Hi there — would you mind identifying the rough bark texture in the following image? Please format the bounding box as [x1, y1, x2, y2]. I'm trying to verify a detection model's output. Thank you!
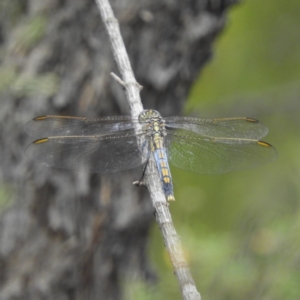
[0, 0, 239, 299]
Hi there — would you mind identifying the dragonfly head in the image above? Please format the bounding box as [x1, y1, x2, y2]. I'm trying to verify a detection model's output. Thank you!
[138, 109, 161, 122]
[139, 110, 167, 137]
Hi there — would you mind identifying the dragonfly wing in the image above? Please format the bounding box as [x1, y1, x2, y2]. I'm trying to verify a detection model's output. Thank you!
[165, 116, 269, 139]
[25, 133, 149, 173]
[165, 131, 277, 174]
[25, 115, 139, 138]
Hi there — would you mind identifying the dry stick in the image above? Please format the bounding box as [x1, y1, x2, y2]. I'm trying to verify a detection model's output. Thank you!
[95, 1, 201, 299]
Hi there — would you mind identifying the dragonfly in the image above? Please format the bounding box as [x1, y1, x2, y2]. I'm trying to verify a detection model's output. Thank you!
[25, 109, 277, 201]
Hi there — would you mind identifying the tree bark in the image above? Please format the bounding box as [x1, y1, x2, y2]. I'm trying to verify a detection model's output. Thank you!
[0, 0, 239, 299]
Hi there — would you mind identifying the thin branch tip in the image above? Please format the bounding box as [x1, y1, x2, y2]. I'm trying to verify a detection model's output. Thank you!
[111, 72, 143, 91]
[110, 72, 126, 86]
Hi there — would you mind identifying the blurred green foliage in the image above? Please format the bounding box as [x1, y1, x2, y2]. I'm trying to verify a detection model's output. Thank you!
[0, 67, 58, 97]
[0, 13, 58, 98]
[11, 16, 47, 55]
[11, 71, 58, 97]
[188, 0, 300, 111]
[0, 184, 14, 211]
[128, 1, 300, 300]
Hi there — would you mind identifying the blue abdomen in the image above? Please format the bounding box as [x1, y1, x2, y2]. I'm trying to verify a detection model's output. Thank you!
[153, 148, 175, 201]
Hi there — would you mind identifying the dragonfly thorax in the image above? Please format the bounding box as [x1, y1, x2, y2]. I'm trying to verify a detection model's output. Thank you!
[139, 109, 167, 137]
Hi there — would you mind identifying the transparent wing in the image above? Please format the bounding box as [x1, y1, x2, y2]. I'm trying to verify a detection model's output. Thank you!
[24, 115, 139, 138]
[165, 131, 277, 174]
[25, 132, 149, 173]
[165, 116, 268, 139]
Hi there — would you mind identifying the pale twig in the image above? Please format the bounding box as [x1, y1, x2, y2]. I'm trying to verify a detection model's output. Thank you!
[95, 1, 201, 299]
[110, 72, 126, 87]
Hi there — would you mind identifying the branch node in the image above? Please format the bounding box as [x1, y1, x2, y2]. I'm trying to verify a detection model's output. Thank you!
[137, 82, 143, 91]
[105, 16, 118, 24]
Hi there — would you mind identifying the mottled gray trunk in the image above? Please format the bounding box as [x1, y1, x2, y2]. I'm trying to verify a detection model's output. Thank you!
[0, 0, 238, 299]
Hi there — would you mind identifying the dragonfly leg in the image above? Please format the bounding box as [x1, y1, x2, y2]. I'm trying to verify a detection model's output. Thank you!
[132, 154, 150, 188]
[139, 158, 149, 184]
